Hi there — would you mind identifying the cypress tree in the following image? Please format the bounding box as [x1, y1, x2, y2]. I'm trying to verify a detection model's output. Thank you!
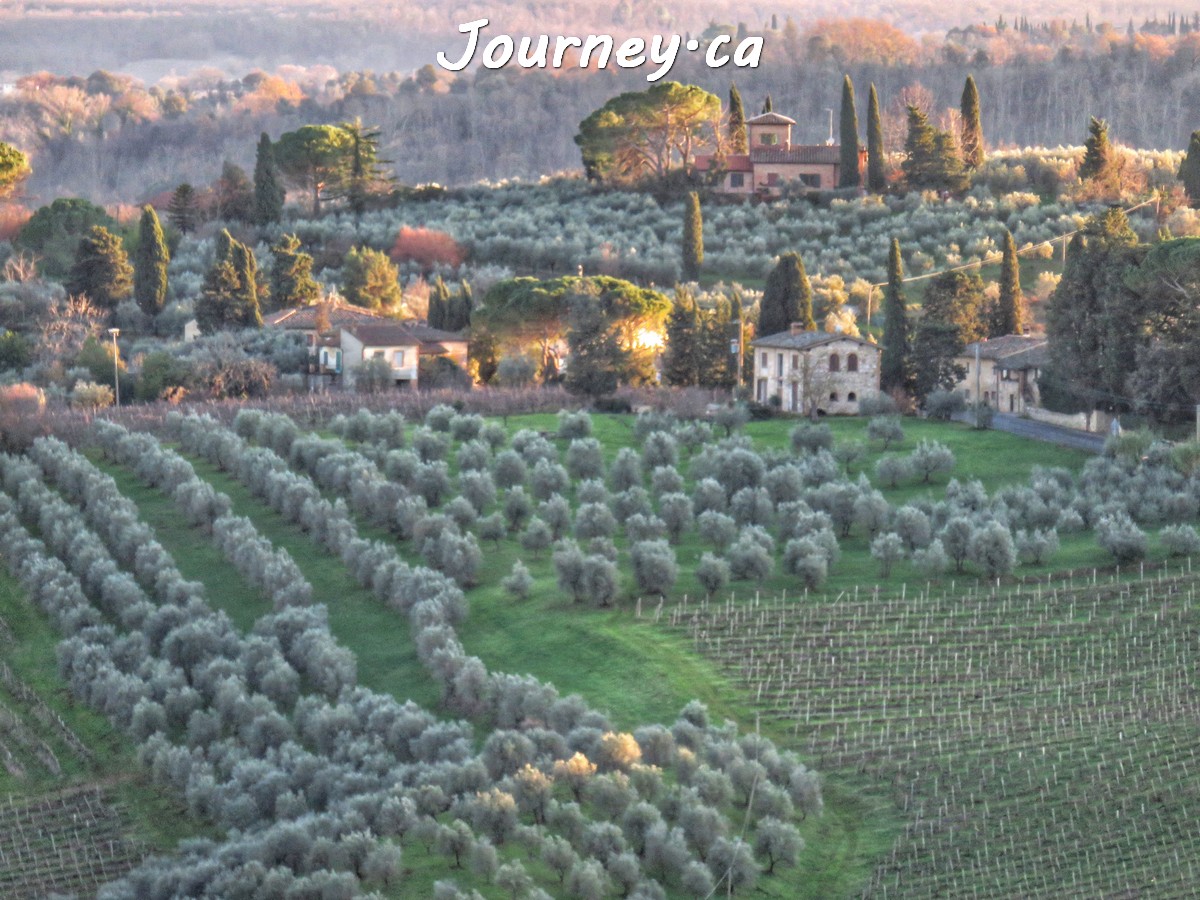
[960, 76, 985, 169]
[663, 287, 701, 386]
[866, 83, 886, 193]
[902, 106, 967, 192]
[67, 225, 133, 310]
[762, 94, 773, 114]
[681, 191, 703, 281]
[992, 230, 1024, 336]
[838, 75, 861, 188]
[428, 275, 451, 329]
[728, 83, 748, 154]
[167, 183, 199, 234]
[880, 238, 911, 393]
[197, 259, 239, 335]
[758, 252, 814, 338]
[269, 233, 320, 309]
[1178, 129, 1200, 207]
[701, 293, 734, 387]
[253, 133, 285, 226]
[134, 205, 169, 317]
[229, 240, 263, 328]
[1080, 116, 1115, 183]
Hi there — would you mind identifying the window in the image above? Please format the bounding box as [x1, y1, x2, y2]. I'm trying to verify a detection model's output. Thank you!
[729, 173, 745, 188]
[760, 132, 779, 145]
[848, 392, 857, 402]
[791, 354, 799, 369]
[392, 350, 406, 367]
[766, 172, 780, 186]
[829, 392, 839, 402]
[799, 173, 821, 188]
[760, 352, 768, 369]
[829, 353, 840, 372]
[371, 349, 386, 359]
[847, 353, 858, 372]
[757, 378, 767, 403]
[776, 353, 784, 377]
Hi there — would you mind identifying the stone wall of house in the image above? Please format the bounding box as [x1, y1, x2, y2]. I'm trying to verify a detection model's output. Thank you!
[754, 339, 881, 415]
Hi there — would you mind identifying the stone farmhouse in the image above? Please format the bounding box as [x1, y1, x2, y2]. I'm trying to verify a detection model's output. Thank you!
[953, 334, 1048, 415]
[752, 324, 881, 415]
[695, 111, 868, 197]
[263, 302, 468, 389]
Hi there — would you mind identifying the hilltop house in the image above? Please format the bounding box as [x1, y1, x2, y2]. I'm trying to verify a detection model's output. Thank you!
[954, 334, 1048, 414]
[752, 324, 881, 415]
[695, 111, 868, 197]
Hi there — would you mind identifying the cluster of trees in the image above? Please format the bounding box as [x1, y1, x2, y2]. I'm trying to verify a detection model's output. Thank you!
[472, 275, 670, 392]
[1042, 209, 1200, 421]
[880, 229, 1025, 402]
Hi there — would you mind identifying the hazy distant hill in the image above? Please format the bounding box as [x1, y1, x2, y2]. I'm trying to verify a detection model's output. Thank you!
[0, 0, 1188, 79]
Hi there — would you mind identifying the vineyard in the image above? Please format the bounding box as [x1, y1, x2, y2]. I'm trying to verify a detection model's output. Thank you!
[667, 570, 1200, 896]
[2, 401, 1200, 895]
[0, 787, 144, 900]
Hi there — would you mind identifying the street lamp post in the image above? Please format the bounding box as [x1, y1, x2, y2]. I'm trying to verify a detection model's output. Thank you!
[108, 327, 120, 407]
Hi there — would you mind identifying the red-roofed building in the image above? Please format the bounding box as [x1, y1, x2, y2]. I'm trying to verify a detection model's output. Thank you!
[695, 112, 867, 197]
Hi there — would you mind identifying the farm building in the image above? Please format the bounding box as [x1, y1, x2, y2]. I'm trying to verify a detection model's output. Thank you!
[752, 324, 881, 415]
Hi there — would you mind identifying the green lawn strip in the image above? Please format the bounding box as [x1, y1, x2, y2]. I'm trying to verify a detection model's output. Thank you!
[0, 567, 208, 851]
[122, 450, 444, 713]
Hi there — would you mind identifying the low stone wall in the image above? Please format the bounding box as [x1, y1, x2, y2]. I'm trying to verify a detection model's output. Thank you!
[1026, 406, 1092, 432]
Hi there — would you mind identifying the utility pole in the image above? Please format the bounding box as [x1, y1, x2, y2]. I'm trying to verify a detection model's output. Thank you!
[974, 341, 982, 427]
[108, 327, 120, 407]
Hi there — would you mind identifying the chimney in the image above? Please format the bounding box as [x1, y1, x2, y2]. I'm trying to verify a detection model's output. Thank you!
[789, 322, 806, 335]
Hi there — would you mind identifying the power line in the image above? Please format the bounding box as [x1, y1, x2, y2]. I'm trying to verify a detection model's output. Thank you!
[868, 195, 1159, 290]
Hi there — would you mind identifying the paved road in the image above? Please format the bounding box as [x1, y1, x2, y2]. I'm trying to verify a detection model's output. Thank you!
[954, 411, 1107, 454]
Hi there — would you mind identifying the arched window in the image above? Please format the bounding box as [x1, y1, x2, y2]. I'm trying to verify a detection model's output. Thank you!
[847, 353, 859, 372]
[828, 353, 840, 372]
[848, 392, 857, 402]
[829, 392, 839, 402]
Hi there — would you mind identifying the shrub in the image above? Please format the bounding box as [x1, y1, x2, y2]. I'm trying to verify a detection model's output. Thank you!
[556, 409, 593, 439]
[649, 465, 684, 498]
[909, 440, 955, 483]
[630, 540, 677, 598]
[566, 438, 605, 480]
[924, 389, 966, 420]
[609, 447, 643, 492]
[782, 538, 828, 589]
[696, 552, 731, 599]
[503, 486, 533, 532]
[857, 393, 898, 416]
[1015, 528, 1060, 565]
[1096, 512, 1148, 563]
[530, 459, 570, 501]
[575, 502, 617, 540]
[866, 416, 905, 450]
[893, 505, 932, 551]
[853, 490, 891, 538]
[726, 531, 774, 583]
[657, 493, 693, 544]
[493, 450, 528, 489]
[912, 538, 950, 577]
[967, 521, 1017, 578]
[790, 422, 833, 454]
[1161, 523, 1200, 557]
[870, 532, 906, 577]
[520, 518, 554, 558]
[697, 510, 737, 548]
[642, 432, 679, 470]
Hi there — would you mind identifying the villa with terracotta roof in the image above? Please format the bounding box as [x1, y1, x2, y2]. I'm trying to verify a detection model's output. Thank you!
[695, 111, 868, 197]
